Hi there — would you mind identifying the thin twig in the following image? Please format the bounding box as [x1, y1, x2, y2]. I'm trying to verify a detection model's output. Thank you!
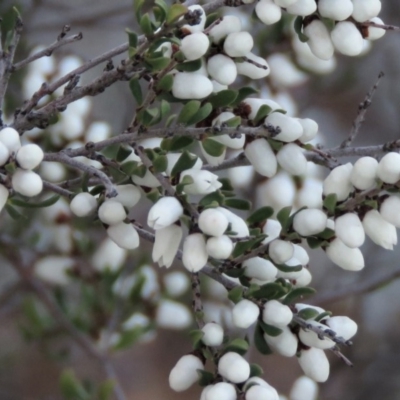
[42, 180, 74, 198]
[191, 273, 205, 329]
[361, 21, 400, 31]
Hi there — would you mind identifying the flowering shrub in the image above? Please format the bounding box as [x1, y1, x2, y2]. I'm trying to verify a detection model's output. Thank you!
[0, 0, 398, 399]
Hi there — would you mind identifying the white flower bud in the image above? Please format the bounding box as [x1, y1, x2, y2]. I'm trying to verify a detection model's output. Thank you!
[156, 299, 192, 329]
[206, 382, 236, 400]
[335, 213, 365, 248]
[325, 316, 358, 340]
[180, 169, 222, 195]
[209, 15, 242, 43]
[92, 237, 127, 271]
[351, 0, 381, 22]
[244, 257, 278, 281]
[293, 267, 312, 287]
[298, 348, 330, 383]
[380, 196, 400, 228]
[218, 352, 251, 383]
[246, 384, 279, 400]
[70, 192, 97, 217]
[296, 178, 323, 209]
[12, 169, 43, 197]
[217, 207, 250, 237]
[34, 255, 74, 285]
[297, 118, 319, 143]
[98, 200, 126, 225]
[0, 127, 21, 153]
[244, 138, 277, 178]
[269, 239, 294, 264]
[350, 156, 378, 190]
[224, 31, 254, 57]
[331, 22, 364, 56]
[295, 303, 325, 315]
[262, 219, 282, 245]
[256, 0, 282, 25]
[0, 141, 9, 166]
[153, 224, 182, 268]
[299, 320, 335, 349]
[289, 376, 319, 400]
[265, 113, 304, 143]
[236, 52, 270, 79]
[113, 184, 141, 209]
[172, 72, 213, 99]
[206, 235, 234, 259]
[202, 322, 224, 346]
[286, 0, 317, 16]
[180, 32, 209, 61]
[304, 20, 334, 60]
[277, 143, 307, 176]
[16, 143, 43, 170]
[244, 98, 282, 120]
[85, 121, 110, 143]
[264, 326, 298, 357]
[169, 354, 204, 392]
[367, 17, 386, 41]
[274, 0, 298, 5]
[326, 238, 365, 271]
[377, 152, 400, 184]
[263, 300, 293, 327]
[182, 233, 208, 272]
[232, 299, 260, 329]
[199, 208, 229, 237]
[107, 222, 139, 250]
[182, 5, 206, 33]
[207, 54, 237, 86]
[362, 209, 397, 250]
[0, 184, 9, 212]
[293, 244, 310, 265]
[318, 0, 353, 21]
[323, 163, 353, 201]
[293, 209, 327, 237]
[162, 271, 189, 298]
[147, 197, 183, 230]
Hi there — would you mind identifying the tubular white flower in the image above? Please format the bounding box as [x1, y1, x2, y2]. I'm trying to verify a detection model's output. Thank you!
[335, 213, 365, 248]
[246, 384, 279, 400]
[236, 52, 270, 79]
[209, 15, 242, 43]
[351, 0, 381, 22]
[92, 237, 127, 271]
[113, 184, 141, 209]
[98, 200, 126, 225]
[153, 224, 182, 268]
[232, 299, 260, 329]
[218, 352, 251, 383]
[207, 54, 237, 85]
[350, 156, 378, 190]
[216, 207, 250, 237]
[277, 143, 307, 176]
[182, 5, 206, 33]
[262, 300, 293, 327]
[331, 22, 364, 56]
[206, 235, 234, 259]
[380, 196, 400, 228]
[299, 320, 335, 349]
[367, 17, 386, 41]
[264, 326, 298, 357]
[269, 239, 294, 264]
[244, 138, 277, 178]
[289, 376, 319, 400]
[265, 113, 304, 143]
[377, 152, 400, 184]
[172, 72, 213, 99]
[244, 257, 278, 281]
[325, 316, 358, 341]
[362, 209, 397, 250]
[0, 127, 21, 153]
[180, 32, 209, 60]
[286, 0, 317, 16]
[16, 144, 44, 170]
[262, 219, 282, 245]
[293, 209, 327, 237]
[12, 169, 43, 197]
[318, 0, 353, 21]
[156, 299, 192, 329]
[180, 169, 222, 195]
[326, 238, 365, 271]
[182, 233, 208, 272]
[199, 208, 229, 237]
[169, 354, 204, 392]
[70, 192, 97, 217]
[34, 255, 74, 285]
[297, 118, 319, 143]
[224, 31, 254, 57]
[0, 184, 9, 212]
[147, 197, 183, 230]
[298, 348, 330, 383]
[304, 20, 334, 60]
[201, 322, 224, 346]
[256, 0, 282, 25]
[323, 163, 353, 201]
[205, 382, 237, 400]
[107, 222, 140, 250]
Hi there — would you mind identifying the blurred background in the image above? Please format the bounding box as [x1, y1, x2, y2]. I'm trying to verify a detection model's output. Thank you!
[0, 0, 399, 399]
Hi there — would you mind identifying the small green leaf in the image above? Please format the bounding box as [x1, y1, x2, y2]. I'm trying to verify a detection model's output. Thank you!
[224, 338, 249, 355]
[145, 56, 170, 72]
[232, 240, 255, 258]
[175, 59, 202, 72]
[197, 369, 215, 387]
[114, 327, 148, 350]
[254, 323, 272, 355]
[138, 108, 159, 126]
[306, 237, 326, 249]
[170, 151, 198, 177]
[218, 178, 234, 192]
[156, 74, 174, 92]
[121, 160, 139, 176]
[282, 287, 316, 305]
[224, 198, 251, 211]
[189, 329, 205, 349]
[254, 104, 272, 125]
[297, 308, 320, 320]
[275, 263, 303, 273]
[134, 0, 146, 22]
[318, 228, 335, 240]
[232, 87, 259, 106]
[250, 363, 264, 378]
[140, 13, 154, 36]
[10, 195, 60, 209]
[97, 380, 115, 400]
[178, 100, 201, 124]
[228, 286, 244, 304]
[315, 311, 333, 322]
[116, 145, 133, 162]
[125, 28, 138, 51]
[224, 268, 245, 278]
[294, 16, 309, 42]
[223, 116, 241, 128]
[60, 369, 90, 400]
[208, 90, 238, 109]
[323, 193, 337, 215]
[187, 102, 213, 126]
[154, 0, 168, 23]
[5, 204, 25, 219]
[277, 206, 292, 231]
[259, 320, 283, 337]
[161, 136, 194, 151]
[252, 282, 289, 300]
[153, 155, 168, 173]
[247, 207, 274, 225]
[166, 3, 188, 25]
[146, 188, 161, 203]
[268, 139, 284, 152]
[202, 138, 225, 157]
[364, 199, 378, 209]
[199, 191, 225, 207]
[129, 78, 142, 105]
